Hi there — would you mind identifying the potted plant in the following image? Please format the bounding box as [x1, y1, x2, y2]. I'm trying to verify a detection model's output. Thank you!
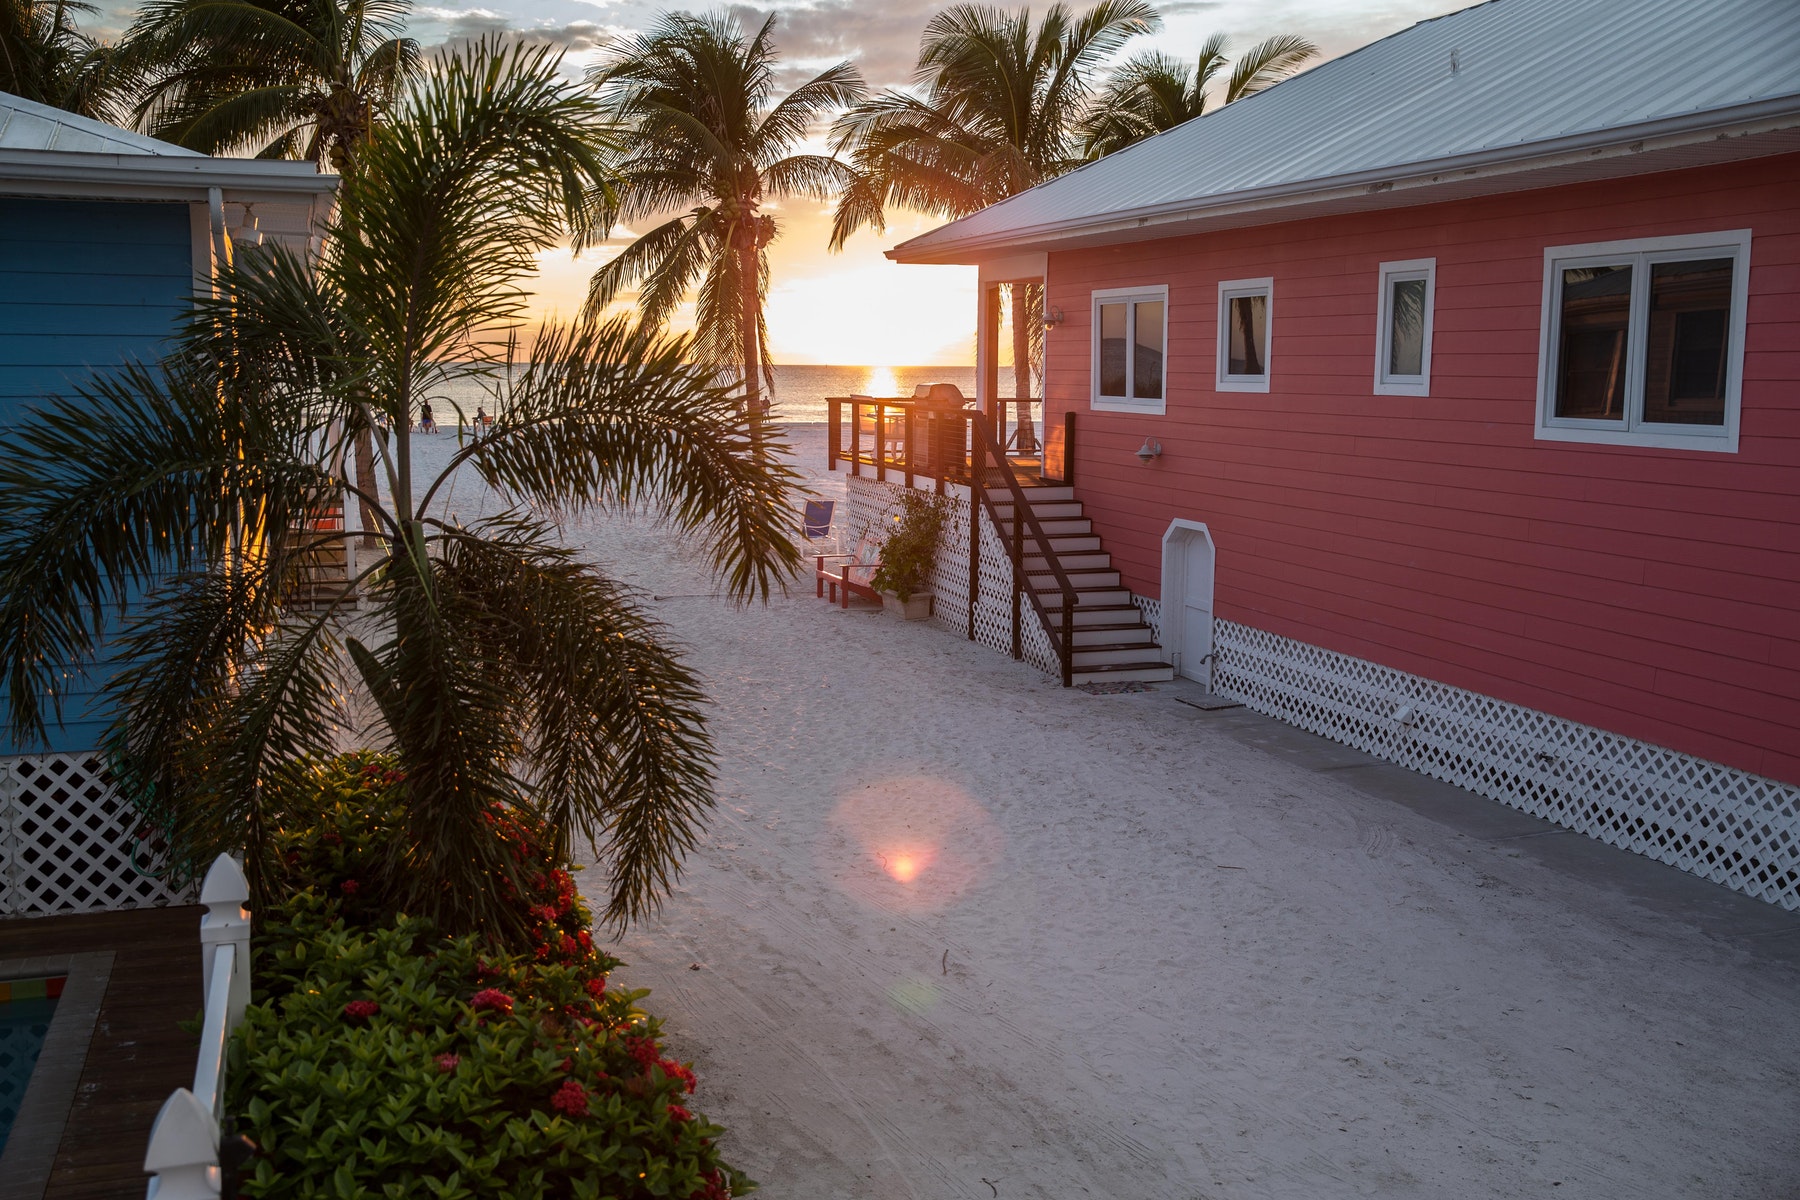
[871, 491, 947, 620]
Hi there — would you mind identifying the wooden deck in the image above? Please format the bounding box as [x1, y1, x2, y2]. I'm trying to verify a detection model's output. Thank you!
[0, 906, 202, 1200]
[825, 396, 1066, 493]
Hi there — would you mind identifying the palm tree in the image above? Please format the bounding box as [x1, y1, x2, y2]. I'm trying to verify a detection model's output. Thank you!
[829, 1, 1160, 444]
[125, 0, 419, 169]
[584, 12, 864, 443]
[1078, 32, 1318, 158]
[1, 0, 135, 122]
[0, 40, 802, 942]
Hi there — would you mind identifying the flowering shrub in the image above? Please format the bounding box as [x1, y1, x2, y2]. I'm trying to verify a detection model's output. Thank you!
[268, 753, 626, 961]
[233, 752, 749, 1199]
[869, 489, 947, 602]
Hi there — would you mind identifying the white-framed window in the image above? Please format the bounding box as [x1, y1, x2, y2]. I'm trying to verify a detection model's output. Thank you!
[1375, 258, 1435, 396]
[1216, 277, 1272, 392]
[1091, 286, 1167, 414]
[1536, 229, 1750, 453]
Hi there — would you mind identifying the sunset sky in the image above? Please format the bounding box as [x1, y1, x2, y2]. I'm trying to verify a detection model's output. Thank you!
[102, 0, 1474, 364]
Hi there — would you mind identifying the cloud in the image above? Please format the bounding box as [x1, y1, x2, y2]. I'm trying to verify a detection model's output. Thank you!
[1158, 2, 1225, 12]
[723, 2, 942, 91]
[415, 4, 629, 69]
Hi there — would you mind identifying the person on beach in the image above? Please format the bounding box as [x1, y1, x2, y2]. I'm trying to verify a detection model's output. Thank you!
[475, 406, 488, 438]
[419, 401, 436, 434]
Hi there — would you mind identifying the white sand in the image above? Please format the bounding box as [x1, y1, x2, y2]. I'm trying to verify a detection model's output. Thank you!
[407, 422, 1800, 1199]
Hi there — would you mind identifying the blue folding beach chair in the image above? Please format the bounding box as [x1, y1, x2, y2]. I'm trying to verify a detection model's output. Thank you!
[799, 499, 839, 555]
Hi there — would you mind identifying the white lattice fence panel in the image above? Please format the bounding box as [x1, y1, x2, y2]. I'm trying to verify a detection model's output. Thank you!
[849, 477, 1059, 679]
[1213, 620, 1800, 910]
[0, 755, 191, 916]
[927, 489, 971, 637]
[843, 475, 907, 547]
[941, 496, 1059, 676]
[1132, 594, 1163, 643]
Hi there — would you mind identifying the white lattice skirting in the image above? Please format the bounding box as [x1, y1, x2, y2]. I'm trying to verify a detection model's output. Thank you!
[0, 754, 191, 917]
[1213, 620, 1800, 910]
[846, 476, 1058, 677]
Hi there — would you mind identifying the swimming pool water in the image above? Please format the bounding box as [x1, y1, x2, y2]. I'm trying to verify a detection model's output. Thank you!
[0, 976, 63, 1154]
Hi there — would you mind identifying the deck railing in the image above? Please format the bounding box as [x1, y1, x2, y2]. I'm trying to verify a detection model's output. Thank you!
[144, 854, 253, 1200]
[826, 397, 1072, 492]
[969, 415, 1077, 687]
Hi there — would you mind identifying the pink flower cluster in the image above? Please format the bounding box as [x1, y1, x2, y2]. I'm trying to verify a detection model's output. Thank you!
[342, 1000, 379, 1023]
[470, 988, 514, 1015]
[550, 1079, 590, 1117]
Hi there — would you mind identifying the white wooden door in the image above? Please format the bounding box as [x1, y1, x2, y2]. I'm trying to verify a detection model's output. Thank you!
[1179, 536, 1214, 686]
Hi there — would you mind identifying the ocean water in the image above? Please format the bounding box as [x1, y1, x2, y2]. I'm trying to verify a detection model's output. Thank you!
[426, 364, 978, 427]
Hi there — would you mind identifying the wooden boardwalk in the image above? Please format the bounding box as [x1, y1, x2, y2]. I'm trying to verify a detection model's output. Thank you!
[0, 906, 202, 1200]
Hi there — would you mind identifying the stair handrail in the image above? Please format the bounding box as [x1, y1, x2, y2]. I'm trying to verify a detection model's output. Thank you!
[969, 414, 1076, 687]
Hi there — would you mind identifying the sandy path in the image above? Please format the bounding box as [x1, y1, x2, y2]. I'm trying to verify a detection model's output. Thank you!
[410, 424, 1800, 1199]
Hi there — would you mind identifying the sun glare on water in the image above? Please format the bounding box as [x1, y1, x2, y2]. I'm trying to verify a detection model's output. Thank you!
[863, 365, 899, 398]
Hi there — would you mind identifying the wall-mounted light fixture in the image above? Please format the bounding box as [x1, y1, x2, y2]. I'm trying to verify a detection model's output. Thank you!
[1043, 305, 1066, 330]
[231, 205, 262, 247]
[1136, 435, 1162, 463]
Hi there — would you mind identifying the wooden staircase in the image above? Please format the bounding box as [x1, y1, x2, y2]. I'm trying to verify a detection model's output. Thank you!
[990, 485, 1174, 685]
[282, 503, 359, 612]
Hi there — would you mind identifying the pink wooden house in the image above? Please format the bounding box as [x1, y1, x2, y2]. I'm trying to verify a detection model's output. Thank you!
[880, 0, 1800, 908]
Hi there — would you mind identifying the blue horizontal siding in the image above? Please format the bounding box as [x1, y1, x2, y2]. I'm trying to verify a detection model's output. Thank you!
[0, 304, 187, 338]
[0, 333, 188, 369]
[0, 198, 195, 757]
[0, 241, 198, 275]
[0, 199, 192, 245]
[0, 272, 197, 306]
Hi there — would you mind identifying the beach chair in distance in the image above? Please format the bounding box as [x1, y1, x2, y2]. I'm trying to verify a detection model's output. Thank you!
[816, 533, 881, 608]
[799, 498, 839, 555]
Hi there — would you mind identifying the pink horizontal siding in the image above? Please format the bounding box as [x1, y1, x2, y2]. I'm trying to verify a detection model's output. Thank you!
[1046, 153, 1800, 783]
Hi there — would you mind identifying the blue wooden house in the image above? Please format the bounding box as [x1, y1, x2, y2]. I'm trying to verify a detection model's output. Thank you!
[0, 91, 337, 915]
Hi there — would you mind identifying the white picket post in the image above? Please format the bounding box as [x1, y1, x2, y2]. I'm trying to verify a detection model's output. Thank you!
[198, 854, 251, 1027]
[148, 854, 252, 1197]
[143, 1089, 221, 1200]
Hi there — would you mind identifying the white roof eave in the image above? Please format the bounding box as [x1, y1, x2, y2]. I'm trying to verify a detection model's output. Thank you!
[888, 96, 1800, 266]
[0, 146, 338, 202]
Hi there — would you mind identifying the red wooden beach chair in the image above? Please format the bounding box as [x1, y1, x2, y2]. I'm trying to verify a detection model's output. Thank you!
[816, 534, 881, 608]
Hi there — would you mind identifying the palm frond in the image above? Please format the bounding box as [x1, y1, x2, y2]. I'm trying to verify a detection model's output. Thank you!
[0, 359, 331, 744]
[431, 520, 714, 927]
[1222, 33, 1318, 104]
[349, 538, 530, 939]
[107, 562, 347, 901]
[759, 153, 856, 202]
[465, 317, 803, 602]
[833, 0, 1156, 236]
[752, 59, 865, 162]
[583, 212, 713, 327]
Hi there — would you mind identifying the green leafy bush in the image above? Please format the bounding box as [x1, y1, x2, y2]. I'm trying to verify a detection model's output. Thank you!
[869, 490, 947, 601]
[232, 753, 751, 1199]
[265, 754, 602, 966]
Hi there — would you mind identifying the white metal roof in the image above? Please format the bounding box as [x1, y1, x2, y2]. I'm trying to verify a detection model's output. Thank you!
[890, 0, 1800, 263]
[0, 90, 337, 201]
[0, 90, 201, 155]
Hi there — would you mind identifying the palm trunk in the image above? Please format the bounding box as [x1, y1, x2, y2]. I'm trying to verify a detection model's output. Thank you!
[355, 424, 379, 550]
[741, 237, 764, 453]
[1011, 284, 1036, 453]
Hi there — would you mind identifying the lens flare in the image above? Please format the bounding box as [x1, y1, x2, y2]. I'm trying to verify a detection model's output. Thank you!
[822, 775, 1003, 913]
[888, 978, 940, 1016]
